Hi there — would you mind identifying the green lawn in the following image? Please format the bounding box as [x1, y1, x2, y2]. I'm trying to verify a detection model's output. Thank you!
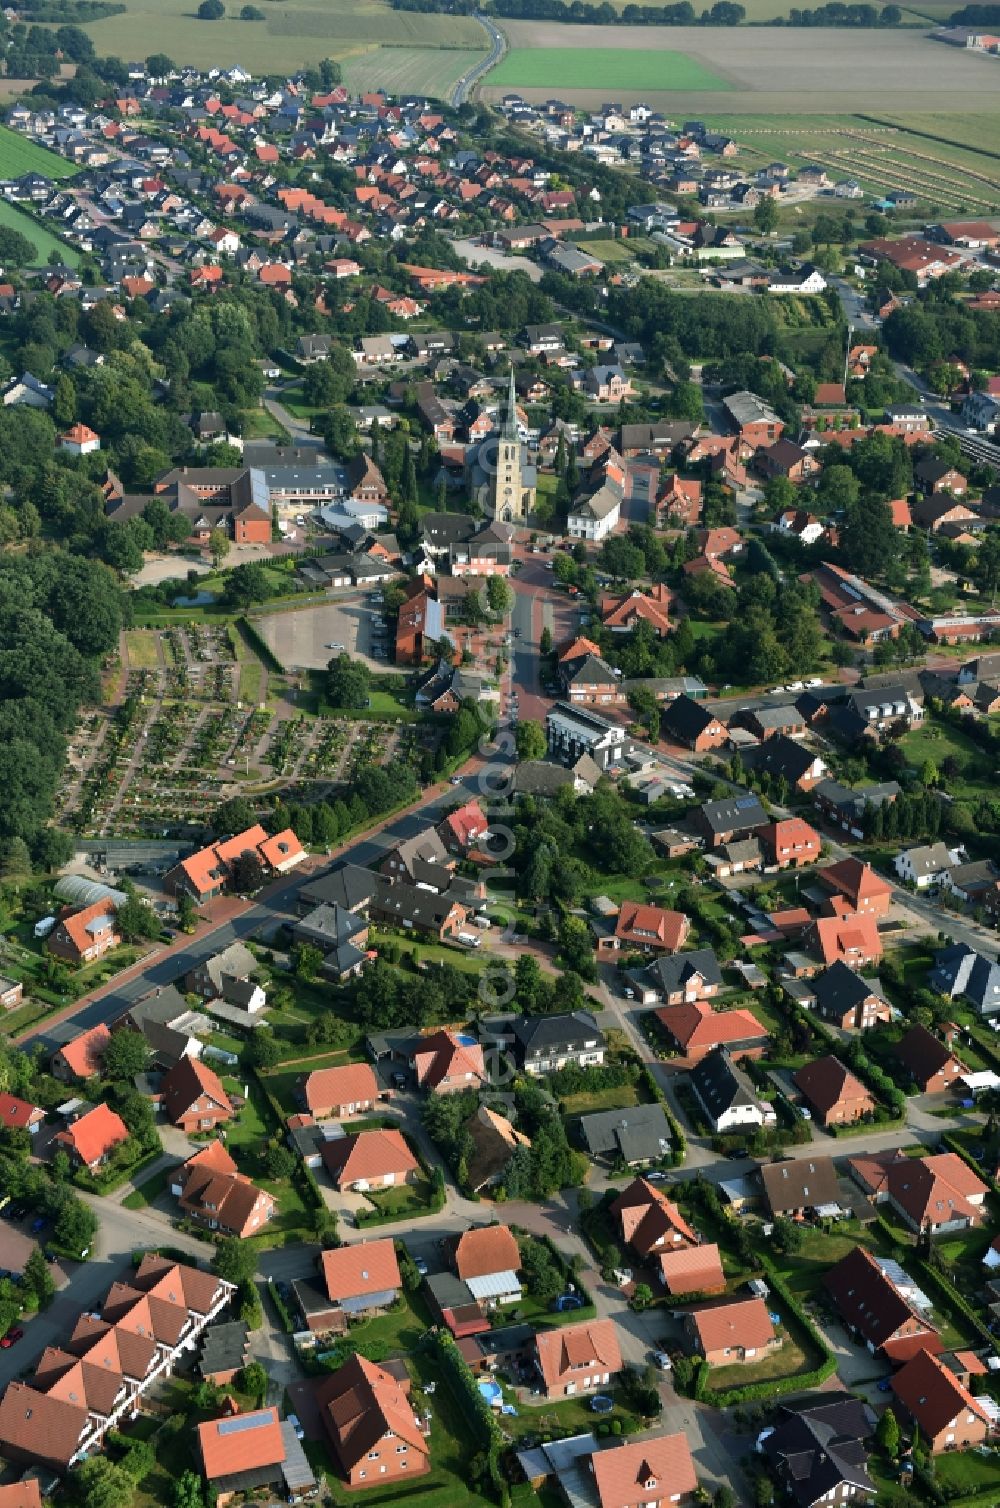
[0, 124, 77, 180]
[0, 198, 79, 267]
[559, 1084, 642, 1115]
[774, 1222, 883, 1300]
[122, 1167, 173, 1211]
[363, 1174, 438, 1220]
[489, 47, 731, 92]
[899, 715, 994, 798]
[934, 1450, 1000, 1496]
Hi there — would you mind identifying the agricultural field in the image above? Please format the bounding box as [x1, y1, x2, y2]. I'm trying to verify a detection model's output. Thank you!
[0, 199, 81, 265]
[700, 114, 1000, 211]
[484, 24, 1000, 112]
[0, 124, 78, 180]
[77, 0, 486, 74]
[489, 45, 730, 91]
[341, 46, 486, 98]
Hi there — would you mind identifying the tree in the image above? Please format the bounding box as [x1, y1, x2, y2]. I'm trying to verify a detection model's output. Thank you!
[631, 1282, 654, 1311]
[486, 576, 514, 617]
[0, 226, 38, 268]
[240, 2, 265, 13]
[115, 892, 160, 942]
[246, 1027, 280, 1068]
[229, 852, 266, 894]
[68, 1457, 134, 1508]
[53, 1196, 98, 1258]
[146, 53, 175, 76]
[197, 0, 225, 15]
[327, 653, 371, 709]
[876, 1407, 901, 1460]
[102, 1029, 149, 1082]
[540, 626, 553, 656]
[754, 198, 779, 235]
[237, 1360, 268, 1397]
[23, 1246, 54, 1307]
[208, 528, 229, 567]
[213, 1236, 259, 1285]
[713, 1489, 736, 1508]
[171, 1473, 205, 1508]
[222, 562, 272, 608]
[213, 796, 258, 835]
[295, 943, 324, 981]
[514, 720, 547, 761]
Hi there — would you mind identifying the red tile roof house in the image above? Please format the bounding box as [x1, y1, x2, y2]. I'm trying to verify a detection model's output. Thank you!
[437, 799, 490, 856]
[161, 1055, 233, 1132]
[297, 1239, 402, 1333]
[598, 902, 691, 958]
[685, 1296, 779, 1367]
[50, 1022, 111, 1081]
[47, 898, 122, 964]
[805, 914, 883, 970]
[793, 1055, 875, 1127]
[412, 1029, 486, 1094]
[758, 818, 822, 870]
[53, 1103, 129, 1171]
[654, 999, 769, 1064]
[824, 1245, 942, 1363]
[171, 1139, 276, 1238]
[316, 1353, 430, 1488]
[301, 1062, 379, 1118]
[533, 1318, 623, 1400]
[451, 1224, 522, 1307]
[198, 1406, 304, 1502]
[0, 1483, 42, 1508]
[0, 1096, 45, 1136]
[0, 1255, 235, 1476]
[894, 1023, 967, 1094]
[601, 585, 673, 637]
[588, 1432, 697, 1508]
[321, 1128, 419, 1192]
[848, 1150, 988, 1234]
[817, 858, 893, 919]
[165, 824, 305, 903]
[891, 1347, 993, 1454]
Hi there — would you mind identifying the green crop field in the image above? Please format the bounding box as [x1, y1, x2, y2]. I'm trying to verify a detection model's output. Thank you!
[78, 0, 486, 73]
[0, 198, 79, 265]
[489, 46, 730, 90]
[0, 124, 78, 181]
[341, 46, 485, 98]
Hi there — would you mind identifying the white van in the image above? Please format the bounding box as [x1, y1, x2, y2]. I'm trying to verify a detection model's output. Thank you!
[456, 931, 482, 948]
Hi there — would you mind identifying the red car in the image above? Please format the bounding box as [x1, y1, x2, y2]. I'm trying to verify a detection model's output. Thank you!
[0, 1327, 23, 1348]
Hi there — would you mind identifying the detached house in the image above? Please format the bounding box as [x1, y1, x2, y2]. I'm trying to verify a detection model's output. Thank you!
[53, 1103, 129, 1171]
[759, 817, 822, 870]
[689, 1046, 771, 1134]
[632, 948, 723, 1007]
[686, 1296, 779, 1367]
[316, 1354, 430, 1488]
[47, 898, 121, 964]
[812, 962, 892, 1031]
[816, 858, 893, 918]
[793, 1055, 875, 1127]
[848, 1150, 988, 1234]
[412, 1029, 486, 1094]
[321, 1128, 419, 1192]
[825, 1245, 941, 1363]
[654, 999, 768, 1064]
[661, 694, 728, 752]
[481, 1011, 605, 1074]
[296, 1240, 402, 1334]
[589, 1434, 697, 1508]
[611, 1176, 725, 1295]
[600, 901, 690, 957]
[451, 1224, 522, 1308]
[891, 1347, 992, 1455]
[172, 1140, 275, 1239]
[533, 1318, 622, 1400]
[804, 914, 882, 971]
[301, 1062, 379, 1119]
[160, 1056, 232, 1133]
[894, 1024, 966, 1094]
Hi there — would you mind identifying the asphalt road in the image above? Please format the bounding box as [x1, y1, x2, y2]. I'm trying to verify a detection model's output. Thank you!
[451, 14, 506, 107]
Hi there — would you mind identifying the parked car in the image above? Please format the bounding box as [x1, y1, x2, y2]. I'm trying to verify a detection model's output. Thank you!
[414, 1257, 429, 1277]
[0, 1328, 23, 1349]
[653, 1352, 673, 1371]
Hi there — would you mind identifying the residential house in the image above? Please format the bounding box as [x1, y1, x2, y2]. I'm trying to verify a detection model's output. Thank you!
[47, 898, 122, 964]
[813, 778, 901, 840]
[368, 880, 468, 942]
[567, 484, 621, 542]
[465, 1105, 531, 1193]
[0, 977, 23, 1012]
[160, 1056, 232, 1133]
[198, 1321, 250, 1387]
[198, 1407, 315, 1501]
[694, 792, 769, 848]
[805, 914, 882, 971]
[689, 1046, 770, 1134]
[929, 945, 1000, 1017]
[661, 695, 728, 752]
[894, 842, 958, 890]
[631, 948, 723, 1006]
[301, 1062, 379, 1119]
[437, 800, 490, 856]
[601, 585, 673, 637]
[451, 1225, 522, 1308]
[184, 941, 265, 1012]
[759, 818, 822, 870]
[295, 1239, 402, 1333]
[793, 1056, 875, 1127]
[894, 1024, 966, 1094]
[825, 1245, 941, 1362]
[172, 1140, 275, 1238]
[761, 1397, 876, 1508]
[315, 1354, 430, 1487]
[412, 1029, 486, 1094]
[686, 1297, 779, 1367]
[656, 474, 702, 527]
[165, 825, 304, 903]
[891, 1347, 992, 1454]
[611, 1176, 725, 1294]
[0, 1097, 44, 1136]
[599, 902, 690, 957]
[914, 457, 967, 496]
[654, 999, 769, 1063]
[50, 1023, 111, 1081]
[53, 1103, 129, 1171]
[533, 1319, 623, 1400]
[546, 702, 632, 772]
[731, 705, 807, 743]
[759, 1156, 841, 1219]
[723, 389, 784, 448]
[482, 1011, 606, 1075]
[816, 859, 893, 918]
[812, 962, 892, 1031]
[848, 1150, 988, 1234]
[589, 1433, 697, 1508]
[321, 1129, 419, 1192]
[579, 1103, 673, 1166]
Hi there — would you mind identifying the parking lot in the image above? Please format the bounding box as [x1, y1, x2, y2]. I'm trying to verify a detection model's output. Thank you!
[256, 592, 391, 673]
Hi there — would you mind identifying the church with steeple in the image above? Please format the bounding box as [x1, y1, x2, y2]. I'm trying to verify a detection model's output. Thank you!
[465, 366, 536, 523]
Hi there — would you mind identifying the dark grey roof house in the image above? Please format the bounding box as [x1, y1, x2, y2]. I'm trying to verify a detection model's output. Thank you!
[578, 1103, 672, 1165]
[929, 945, 1000, 1016]
[761, 1395, 876, 1508]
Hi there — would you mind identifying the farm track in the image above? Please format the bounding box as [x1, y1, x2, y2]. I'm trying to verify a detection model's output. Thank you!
[843, 129, 1000, 193]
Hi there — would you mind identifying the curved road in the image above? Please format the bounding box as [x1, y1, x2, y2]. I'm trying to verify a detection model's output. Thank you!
[450, 14, 506, 106]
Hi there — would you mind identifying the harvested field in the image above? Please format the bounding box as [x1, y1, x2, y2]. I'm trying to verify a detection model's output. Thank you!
[78, 0, 485, 72]
[341, 46, 485, 98]
[490, 45, 729, 90]
[484, 25, 1000, 112]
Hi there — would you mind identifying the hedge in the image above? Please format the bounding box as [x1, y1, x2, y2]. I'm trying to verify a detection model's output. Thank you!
[267, 1278, 295, 1334]
[429, 1330, 506, 1499]
[872, 1213, 996, 1351]
[236, 614, 284, 674]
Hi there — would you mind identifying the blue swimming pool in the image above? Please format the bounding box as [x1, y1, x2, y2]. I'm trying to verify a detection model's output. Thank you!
[479, 1380, 503, 1406]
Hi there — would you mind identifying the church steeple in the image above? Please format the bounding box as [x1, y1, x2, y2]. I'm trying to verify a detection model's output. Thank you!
[501, 363, 518, 441]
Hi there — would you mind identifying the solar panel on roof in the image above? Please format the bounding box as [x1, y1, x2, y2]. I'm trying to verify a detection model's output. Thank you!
[735, 797, 758, 810]
[218, 1413, 272, 1435]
